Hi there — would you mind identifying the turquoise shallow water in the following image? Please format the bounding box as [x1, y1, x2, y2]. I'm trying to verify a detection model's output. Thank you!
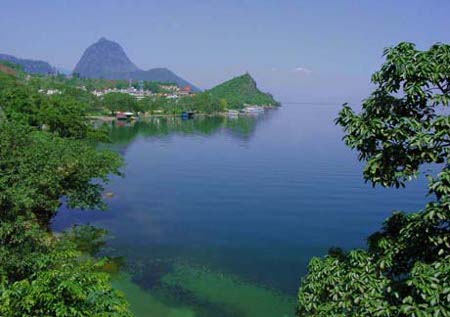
[53, 104, 429, 317]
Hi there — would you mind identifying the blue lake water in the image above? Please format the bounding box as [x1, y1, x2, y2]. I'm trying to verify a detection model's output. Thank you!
[53, 104, 429, 317]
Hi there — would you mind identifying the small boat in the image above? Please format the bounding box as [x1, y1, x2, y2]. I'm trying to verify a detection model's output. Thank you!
[228, 110, 239, 117]
[123, 111, 135, 119]
[243, 106, 264, 115]
[116, 112, 127, 121]
[181, 111, 195, 119]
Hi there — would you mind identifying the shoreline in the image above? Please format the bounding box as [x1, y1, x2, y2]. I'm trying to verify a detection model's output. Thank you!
[89, 106, 279, 122]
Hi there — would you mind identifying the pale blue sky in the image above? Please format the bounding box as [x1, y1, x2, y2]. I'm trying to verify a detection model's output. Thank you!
[1, 0, 449, 102]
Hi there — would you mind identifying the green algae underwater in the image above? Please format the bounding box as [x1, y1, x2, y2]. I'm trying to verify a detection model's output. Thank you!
[112, 263, 295, 317]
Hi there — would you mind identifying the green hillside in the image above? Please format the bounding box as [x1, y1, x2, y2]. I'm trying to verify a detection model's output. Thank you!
[208, 73, 278, 108]
[0, 60, 23, 74]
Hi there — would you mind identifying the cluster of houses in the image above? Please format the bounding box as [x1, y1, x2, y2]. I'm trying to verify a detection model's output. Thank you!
[92, 87, 150, 100]
[35, 80, 194, 101]
[38, 88, 61, 95]
[92, 85, 193, 100]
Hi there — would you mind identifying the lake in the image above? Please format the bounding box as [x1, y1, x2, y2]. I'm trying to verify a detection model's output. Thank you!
[53, 104, 429, 317]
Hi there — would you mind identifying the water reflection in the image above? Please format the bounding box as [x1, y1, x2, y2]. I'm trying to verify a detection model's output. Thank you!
[105, 112, 273, 149]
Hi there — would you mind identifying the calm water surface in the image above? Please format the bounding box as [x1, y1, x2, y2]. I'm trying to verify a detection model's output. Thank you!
[54, 104, 428, 317]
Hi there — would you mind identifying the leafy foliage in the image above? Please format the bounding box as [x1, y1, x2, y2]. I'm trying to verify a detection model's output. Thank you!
[298, 42, 450, 316]
[336, 42, 450, 188]
[0, 219, 131, 317]
[0, 217, 50, 284]
[0, 123, 122, 224]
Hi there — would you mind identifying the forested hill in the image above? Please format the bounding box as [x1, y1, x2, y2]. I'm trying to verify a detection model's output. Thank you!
[0, 53, 55, 74]
[0, 62, 19, 76]
[208, 73, 278, 108]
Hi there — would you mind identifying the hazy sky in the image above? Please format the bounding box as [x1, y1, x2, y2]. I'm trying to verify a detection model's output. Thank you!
[1, 0, 449, 102]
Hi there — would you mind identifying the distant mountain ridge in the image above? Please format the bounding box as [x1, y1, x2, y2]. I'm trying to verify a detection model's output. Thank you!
[208, 73, 279, 108]
[0, 53, 55, 74]
[74, 37, 200, 91]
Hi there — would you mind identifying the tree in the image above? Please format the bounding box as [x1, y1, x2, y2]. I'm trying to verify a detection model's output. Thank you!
[143, 81, 173, 94]
[192, 92, 221, 113]
[219, 98, 229, 111]
[102, 92, 138, 115]
[115, 80, 129, 90]
[138, 96, 160, 114]
[0, 123, 122, 225]
[0, 217, 50, 284]
[297, 43, 450, 316]
[0, 218, 132, 317]
[0, 83, 45, 126]
[0, 80, 105, 140]
[0, 67, 131, 316]
[63, 86, 103, 114]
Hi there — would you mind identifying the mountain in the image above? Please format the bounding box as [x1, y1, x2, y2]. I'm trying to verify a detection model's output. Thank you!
[74, 37, 200, 91]
[0, 53, 55, 74]
[208, 73, 278, 108]
[74, 37, 139, 78]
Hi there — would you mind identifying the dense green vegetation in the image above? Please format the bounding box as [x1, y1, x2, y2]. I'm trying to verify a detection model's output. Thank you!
[0, 67, 131, 315]
[297, 43, 450, 316]
[207, 73, 278, 108]
[103, 92, 140, 115]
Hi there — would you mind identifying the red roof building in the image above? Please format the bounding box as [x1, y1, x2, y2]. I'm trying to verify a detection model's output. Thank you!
[182, 85, 192, 93]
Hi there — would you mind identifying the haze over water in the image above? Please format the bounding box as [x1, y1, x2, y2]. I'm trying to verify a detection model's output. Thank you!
[53, 104, 428, 317]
